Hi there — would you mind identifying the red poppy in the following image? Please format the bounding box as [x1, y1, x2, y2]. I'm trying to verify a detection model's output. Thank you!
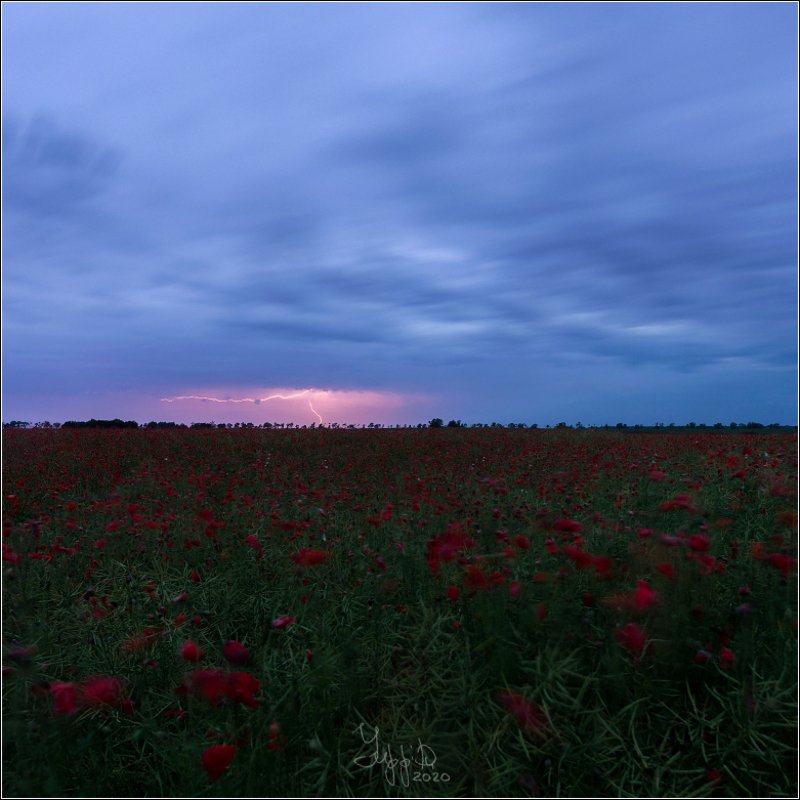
[694, 649, 712, 665]
[272, 616, 295, 629]
[687, 534, 711, 552]
[50, 681, 77, 715]
[660, 494, 697, 513]
[706, 768, 722, 784]
[227, 671, 260, 709]
[497, 690, 549, 737]
[223, 640, 251, 666]
[446, 585, 460, 602]
[764, 552, 796, 577]
[80, 676, 125, 709]
[562, 545, 594, 570]
[614, 623, 647, 657]
[513, 535, 530, 551]
[185, 668, 261, 709]
[633, 580, 659, 611]
[656, 562, 675, 580]
[290, 548, 328, 567]
[266, 721, 287, 751]
[181, 641, 204, 663]
[187, 668, 230, 706]
[464, 564, 490, 591]
[201, 744, 236, 782]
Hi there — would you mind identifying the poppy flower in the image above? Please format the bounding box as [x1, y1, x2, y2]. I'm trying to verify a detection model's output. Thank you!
[185, 668, 261, 709]
[223, 640, 251, 666]
[187, 668, 230, 706]
[181, 641, 204, 662]
[764, 552, 795, 578]
[201, 744, 236, 782]
[50, 681, 77, 715]
[562, 545, 594, 570]
[271, 616, 295, 629]
[687, 534, 711, 552]
[80, 676, 125, 709]
[464, 565, 490, 591]
[633, 580, 659, 611]
[290, 548, 327, 567]
[266, 721, 287, 751]
[656, 562, 675, 580]
[497, 690, 549, 737]
[227, 671, 260, 709]
[615, 623, 647, 657]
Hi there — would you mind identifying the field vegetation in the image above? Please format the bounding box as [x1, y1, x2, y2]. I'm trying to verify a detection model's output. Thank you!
[2, 427, 797, 797]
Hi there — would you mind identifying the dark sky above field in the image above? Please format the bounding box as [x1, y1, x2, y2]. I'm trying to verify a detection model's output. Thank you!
[2, 2, 797, 426]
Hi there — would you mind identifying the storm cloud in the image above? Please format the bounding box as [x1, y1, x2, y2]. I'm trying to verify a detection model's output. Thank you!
[2, 2, 796, 425]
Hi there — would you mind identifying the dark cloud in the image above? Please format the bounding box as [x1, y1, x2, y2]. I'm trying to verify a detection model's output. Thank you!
[2, 3, 796, 424]
[3, 114, 122, 215]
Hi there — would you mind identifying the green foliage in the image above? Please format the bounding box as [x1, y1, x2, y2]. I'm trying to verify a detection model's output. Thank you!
[2, 428, 797, 797]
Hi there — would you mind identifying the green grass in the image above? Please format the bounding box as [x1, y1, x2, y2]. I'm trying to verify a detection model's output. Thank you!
[2, 427, 797, 796]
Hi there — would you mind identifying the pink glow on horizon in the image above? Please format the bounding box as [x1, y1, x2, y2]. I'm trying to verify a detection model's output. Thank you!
[157, 387, 433, 426]
[4, 387, 441, 427]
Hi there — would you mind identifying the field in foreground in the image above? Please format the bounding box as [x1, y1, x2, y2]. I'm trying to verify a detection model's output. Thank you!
[2, 427, 797, 797]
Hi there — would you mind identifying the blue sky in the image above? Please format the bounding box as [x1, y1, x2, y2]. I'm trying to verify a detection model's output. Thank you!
[2, 2, 797, 426]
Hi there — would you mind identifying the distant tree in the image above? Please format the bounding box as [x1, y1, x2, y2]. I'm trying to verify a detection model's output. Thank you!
[556, 422, 569, 428]
[713, 422, 723, 429]
[529, 423, 538, 429]
[429, 418, 444, 428]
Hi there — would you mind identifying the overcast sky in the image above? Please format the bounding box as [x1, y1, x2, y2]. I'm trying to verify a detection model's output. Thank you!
[2, 2, 797, 426]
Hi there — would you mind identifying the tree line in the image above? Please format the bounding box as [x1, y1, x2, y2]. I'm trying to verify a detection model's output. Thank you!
[2, 419, 792, 431]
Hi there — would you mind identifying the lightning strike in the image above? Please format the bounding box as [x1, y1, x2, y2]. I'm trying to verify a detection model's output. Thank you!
[308, 399, 323, 424]
[160, 389, 327, 424]
[160, 390, 313, 404]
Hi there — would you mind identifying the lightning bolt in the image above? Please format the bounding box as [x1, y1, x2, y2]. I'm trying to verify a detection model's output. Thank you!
[160, 390, 313, 404]
[160, 390, 324, 424]
[308, 399, 323, 424]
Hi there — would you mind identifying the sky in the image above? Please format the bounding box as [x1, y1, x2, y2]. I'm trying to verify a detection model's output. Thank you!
[2, 2, 797, 427]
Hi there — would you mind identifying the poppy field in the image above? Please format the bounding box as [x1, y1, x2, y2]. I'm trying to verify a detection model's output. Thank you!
[2, 427, 797, 797]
